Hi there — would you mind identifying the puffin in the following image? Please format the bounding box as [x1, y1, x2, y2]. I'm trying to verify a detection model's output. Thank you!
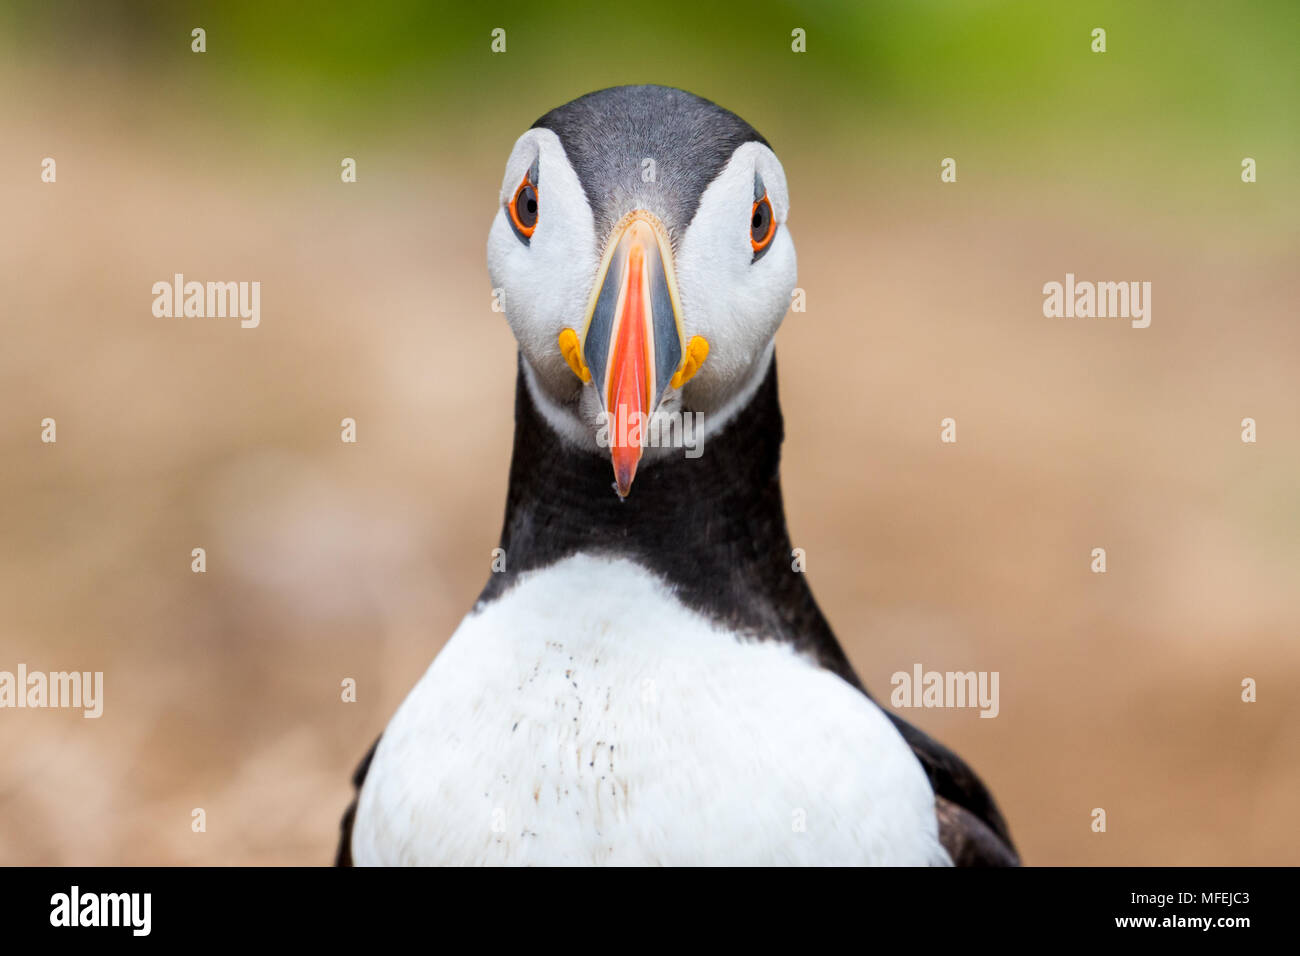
[338, 85, 1018, 866]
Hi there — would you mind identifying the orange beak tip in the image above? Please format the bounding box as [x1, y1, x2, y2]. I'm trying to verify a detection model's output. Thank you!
[612, 447, 639, 498]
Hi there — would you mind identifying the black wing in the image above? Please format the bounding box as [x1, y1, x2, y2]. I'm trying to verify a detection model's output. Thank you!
[334, 735, 381, 867]
[885, 711, 1020, 866]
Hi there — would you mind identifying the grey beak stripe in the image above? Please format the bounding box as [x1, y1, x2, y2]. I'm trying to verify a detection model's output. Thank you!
[583, 236, 683, 412]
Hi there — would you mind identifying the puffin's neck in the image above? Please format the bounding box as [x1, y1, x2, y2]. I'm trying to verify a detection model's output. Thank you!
[477, 352, 860, 686]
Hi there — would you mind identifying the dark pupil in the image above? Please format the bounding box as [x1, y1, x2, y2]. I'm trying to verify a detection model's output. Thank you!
[517, 185, 538, 226]
[752, 203, 769, 237]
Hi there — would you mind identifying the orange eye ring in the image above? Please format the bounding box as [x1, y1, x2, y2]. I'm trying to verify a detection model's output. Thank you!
[508, 174, 539, 240]
[750, 193, 775, 253]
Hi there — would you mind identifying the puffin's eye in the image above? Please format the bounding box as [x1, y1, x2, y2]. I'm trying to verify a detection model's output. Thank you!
[750, 192, 775, 259]
[507, 170, 538, 242]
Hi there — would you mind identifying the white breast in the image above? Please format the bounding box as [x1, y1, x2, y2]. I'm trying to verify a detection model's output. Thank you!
[351, 554, 948, 865]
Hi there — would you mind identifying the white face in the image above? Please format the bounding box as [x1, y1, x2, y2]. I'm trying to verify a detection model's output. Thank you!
[487, 127, 797, 464]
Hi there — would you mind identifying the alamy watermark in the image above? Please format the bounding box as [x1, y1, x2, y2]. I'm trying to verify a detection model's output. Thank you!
[1043, 273, 1151, 328]
[0, 664, 103, 718]
[152, 273, 260, 328]
[50, 886, 150, 936]
[890, 663, 999, 718]
[596, 404, 705, 458]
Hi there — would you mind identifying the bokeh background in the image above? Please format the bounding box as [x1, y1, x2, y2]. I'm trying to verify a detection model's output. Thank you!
[2, 0, 1297, 865]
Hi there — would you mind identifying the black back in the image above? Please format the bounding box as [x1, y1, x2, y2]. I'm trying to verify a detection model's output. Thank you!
[479, 354, 856, 678]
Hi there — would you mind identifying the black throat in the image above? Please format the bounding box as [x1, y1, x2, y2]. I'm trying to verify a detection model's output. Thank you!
[477, 353, 860, 687]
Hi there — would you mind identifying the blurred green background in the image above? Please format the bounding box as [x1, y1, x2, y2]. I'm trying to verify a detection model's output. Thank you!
[1, 1, 1297, 865]
[5, 0, 1297, 208]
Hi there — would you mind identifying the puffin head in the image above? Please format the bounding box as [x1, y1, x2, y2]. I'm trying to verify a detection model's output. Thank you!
[487, 85, 796, 497]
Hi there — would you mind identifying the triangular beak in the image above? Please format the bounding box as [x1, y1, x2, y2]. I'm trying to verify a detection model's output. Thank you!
[579, 211, 684, 498]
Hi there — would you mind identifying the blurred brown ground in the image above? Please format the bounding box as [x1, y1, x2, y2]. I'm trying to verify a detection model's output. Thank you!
[2, 64, 1298, 865]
